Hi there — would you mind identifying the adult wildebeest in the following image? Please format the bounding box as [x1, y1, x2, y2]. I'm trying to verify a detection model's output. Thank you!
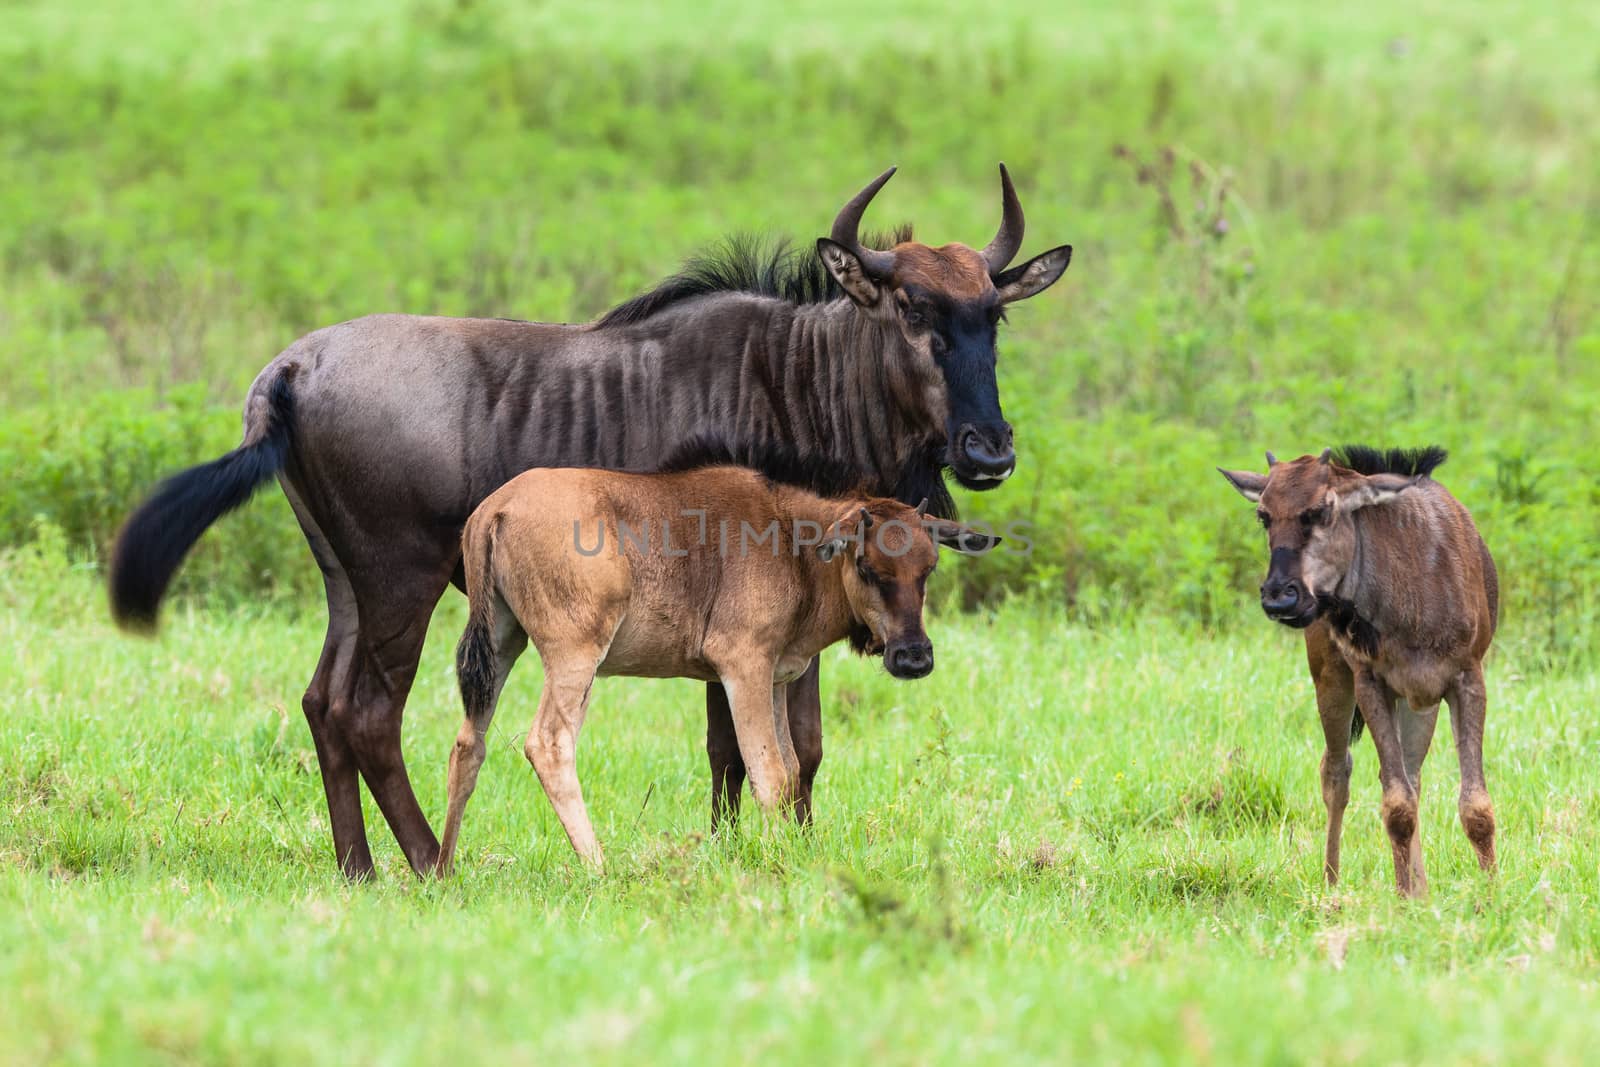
[438, 442, 997, 870]
[109, 166, 1072, 879]
[1220, 446, 1498, 897]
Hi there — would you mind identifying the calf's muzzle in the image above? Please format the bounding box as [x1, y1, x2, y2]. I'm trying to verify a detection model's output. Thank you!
[886, 637, 935, 680]
[1260, 548, 1318, 628]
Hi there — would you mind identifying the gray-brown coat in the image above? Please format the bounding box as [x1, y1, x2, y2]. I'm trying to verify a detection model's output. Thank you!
[1220, 446, 1498, 896]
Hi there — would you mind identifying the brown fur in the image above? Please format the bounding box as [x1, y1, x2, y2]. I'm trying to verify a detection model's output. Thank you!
[1221, 450, 1498, 897]
[107, 169, 1071, 879]
[888, 243, 995, 299]
[436, 465, 993, 871]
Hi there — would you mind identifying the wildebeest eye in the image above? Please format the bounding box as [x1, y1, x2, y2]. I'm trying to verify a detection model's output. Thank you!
[1300, 506, 1330, 528]
[902, 307, 928, 328]
[1256, 510, 1271, 529]
[855, 558, 880, 585]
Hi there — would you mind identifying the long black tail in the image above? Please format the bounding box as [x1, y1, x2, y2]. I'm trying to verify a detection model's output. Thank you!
[109, 373, 295, 630]
[1351, 706, 1366, 743]
[454, 513, 502, 725]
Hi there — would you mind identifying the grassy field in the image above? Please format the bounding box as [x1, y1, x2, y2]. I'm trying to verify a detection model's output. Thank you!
[4, 557, 1600, 1064]
[4, 0, 1600, 1062]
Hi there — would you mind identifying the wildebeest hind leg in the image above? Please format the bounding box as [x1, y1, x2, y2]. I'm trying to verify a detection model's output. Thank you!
[338, 563, 455, 877]
[706, 683, 746, 829]
[282, 480, 373, 880]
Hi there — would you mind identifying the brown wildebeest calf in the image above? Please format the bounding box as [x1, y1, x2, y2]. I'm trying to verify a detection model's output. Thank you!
[437, 452, 996, 871]
[1220, 446, 1498, 897]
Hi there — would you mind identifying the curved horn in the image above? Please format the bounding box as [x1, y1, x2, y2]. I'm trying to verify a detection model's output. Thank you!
[915, 497, 929, 517]
[1319, 448, 1333, 465]
[981, 163, 1026, 273]
[1265, 451, 1278, 468]
[858, 507, 874, 531]
[830, 168, 898, 277]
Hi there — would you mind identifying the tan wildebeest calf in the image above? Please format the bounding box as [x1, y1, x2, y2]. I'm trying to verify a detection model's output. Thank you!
[437, 458, 996, 871]
[1220, 446, 1498, 897]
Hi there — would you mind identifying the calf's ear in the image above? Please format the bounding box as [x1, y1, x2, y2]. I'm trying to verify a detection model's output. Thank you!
[1336, 472, 1419, 513]
[1218, 467, 1269, 503]
[928, 520, 1001, 555]
[817, 536, 849, 562]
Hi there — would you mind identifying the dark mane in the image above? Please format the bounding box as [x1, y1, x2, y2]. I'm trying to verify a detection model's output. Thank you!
[1333, 445, 1448, 478]
[596, 226, 913, 328]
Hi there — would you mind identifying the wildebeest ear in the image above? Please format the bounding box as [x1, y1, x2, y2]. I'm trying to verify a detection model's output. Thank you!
[927, 520, 1001, 555]
[816, 537, 849, 562]
[817, 238, 883, 307]
[993, 245, 1072, 305]
[1337, 473, 1419, 513]
[1218, 467, 1269, 503]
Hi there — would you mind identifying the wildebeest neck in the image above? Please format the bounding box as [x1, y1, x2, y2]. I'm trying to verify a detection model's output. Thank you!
[594, 294, 946, 501]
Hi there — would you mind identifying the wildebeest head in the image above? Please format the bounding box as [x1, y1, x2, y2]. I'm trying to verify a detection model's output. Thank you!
[818, 498, 999, 679]
[816, 167, 1073, 491]
[1219, 450, 1427, 628]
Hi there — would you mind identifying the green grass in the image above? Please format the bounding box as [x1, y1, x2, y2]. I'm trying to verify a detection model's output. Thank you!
[5, 0, 1600, 1061]
[4, 558, 1600, 1063]
[2, 0, 1598, 639]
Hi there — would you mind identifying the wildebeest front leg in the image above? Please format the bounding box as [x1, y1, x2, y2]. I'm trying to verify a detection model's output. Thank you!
[1353, 669, 1420, 897]
[706, 683, 746, 829]
[1397, 700, 1440, 896]
[1447, 664, 1497, 871]
[784, 659, 823, 826]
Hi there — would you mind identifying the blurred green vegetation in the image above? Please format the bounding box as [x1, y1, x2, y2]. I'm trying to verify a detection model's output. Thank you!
[2, 0, 1597, 659]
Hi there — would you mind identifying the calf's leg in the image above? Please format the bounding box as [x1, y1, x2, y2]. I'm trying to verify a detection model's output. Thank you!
[1447, 664, 1497, 871]
[1311, 652, 1356, 886]
[717, 663, 798, 814]
[708, 657, 822, 828]
[1397, 699, 1440, 895]
[526, 651, 610, 868]
[1354, 669, 1420, 897]
[438, 595, 528, 875]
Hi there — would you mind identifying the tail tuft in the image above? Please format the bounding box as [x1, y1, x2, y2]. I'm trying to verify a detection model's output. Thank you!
[455, 512, 502, 724]
[1350, 706, 1366, 743]
[455, 616, 497, 724]
[109, 374, 294, 630]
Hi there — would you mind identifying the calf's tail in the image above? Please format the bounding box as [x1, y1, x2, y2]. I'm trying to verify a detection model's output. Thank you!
[1351, 707, 1365, 743]
[109, 373, 295, 631]
[455, 513, 503, 725]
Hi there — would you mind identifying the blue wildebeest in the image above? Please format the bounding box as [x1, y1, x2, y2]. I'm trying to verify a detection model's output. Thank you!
[108, 167, 1072, 879]
[1220, 446, 1498, 897]
[438, 440, 998, 871]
